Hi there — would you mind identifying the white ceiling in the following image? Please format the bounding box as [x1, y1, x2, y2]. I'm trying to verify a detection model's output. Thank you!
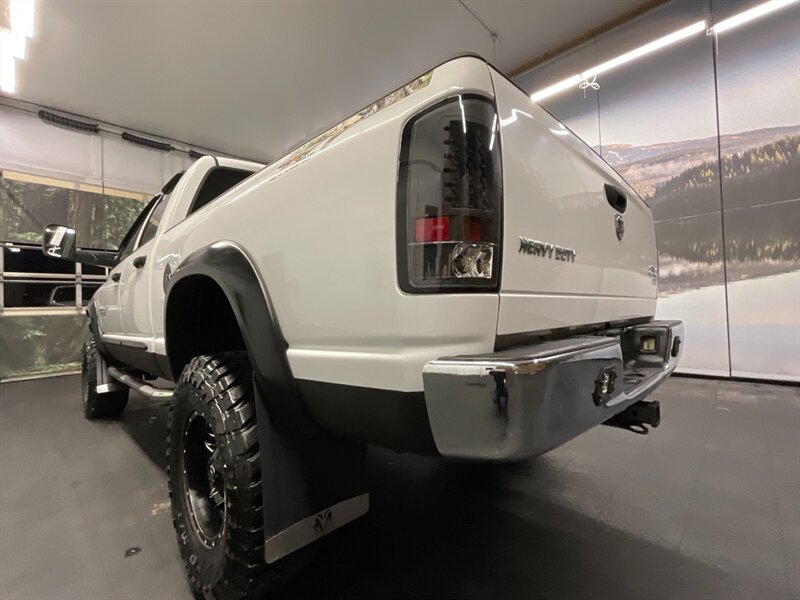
[9, 0, 646, 161]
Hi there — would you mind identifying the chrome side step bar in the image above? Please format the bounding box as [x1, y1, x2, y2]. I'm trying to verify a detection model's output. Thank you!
[107, 366, 174, 399]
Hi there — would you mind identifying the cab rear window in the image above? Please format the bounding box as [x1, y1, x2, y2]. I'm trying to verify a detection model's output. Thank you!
[188, 168, 254, 215]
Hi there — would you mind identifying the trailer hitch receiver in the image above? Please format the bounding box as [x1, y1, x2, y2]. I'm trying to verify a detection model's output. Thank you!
[604, 399, 661, 434]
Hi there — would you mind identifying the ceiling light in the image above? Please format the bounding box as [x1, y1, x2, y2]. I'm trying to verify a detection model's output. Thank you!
[1, 0, 34, 94]
[531, 74, 582, 102]
[580, 21, 706, 79]
[0, 51, 15, 93]
[0, 30, 26, 59]
[9, 0, 34, 38]
[711, 0, 798, 34]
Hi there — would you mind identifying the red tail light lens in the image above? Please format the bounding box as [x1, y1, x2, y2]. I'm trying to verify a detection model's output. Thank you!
[415, 216, 450, 242]
[397, 95, 502, 293]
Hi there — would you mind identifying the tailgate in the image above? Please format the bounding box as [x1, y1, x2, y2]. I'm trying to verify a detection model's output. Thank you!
[490, 70, 658, 336]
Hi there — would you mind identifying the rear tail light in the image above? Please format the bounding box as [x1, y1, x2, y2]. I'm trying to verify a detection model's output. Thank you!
[397, 95, 502, 293]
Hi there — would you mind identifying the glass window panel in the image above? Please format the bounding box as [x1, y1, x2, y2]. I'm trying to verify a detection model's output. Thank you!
[4, 281, 77, 308]
[47, 284, 79, 307]
[82, 263, 107, 276]
[0, 174, 73, 244]
[593, 1, 729, 377]
[0, 174, 146, 250]
[189, 168, 253, 215]
[3, 244, 75, 274]
[104, 195, 150, 250]
[0, 313, 87, 380]
[138, 193, 170, 248]
[715, 0, 800, 381]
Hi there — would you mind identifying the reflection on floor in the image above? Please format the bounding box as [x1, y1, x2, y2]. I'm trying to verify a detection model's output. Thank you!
[0, 375, 797, 599]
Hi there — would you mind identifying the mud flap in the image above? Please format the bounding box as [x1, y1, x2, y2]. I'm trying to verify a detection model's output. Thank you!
[254, 387, 368, 564]
[94, 347, 125, 394]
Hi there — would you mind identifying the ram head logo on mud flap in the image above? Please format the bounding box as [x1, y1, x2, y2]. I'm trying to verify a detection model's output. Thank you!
[313, 509, 333, 533]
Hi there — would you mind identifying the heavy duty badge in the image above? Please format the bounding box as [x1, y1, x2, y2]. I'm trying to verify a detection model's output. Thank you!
[518, 236, 576, 262]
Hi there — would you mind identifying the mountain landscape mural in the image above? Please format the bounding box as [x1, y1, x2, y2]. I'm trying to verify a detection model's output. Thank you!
[598, 126, 799, 294]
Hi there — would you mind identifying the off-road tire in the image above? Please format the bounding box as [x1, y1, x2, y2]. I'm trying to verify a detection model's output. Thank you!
[82, 336, 128, 419]
[167, 353, 307, 600]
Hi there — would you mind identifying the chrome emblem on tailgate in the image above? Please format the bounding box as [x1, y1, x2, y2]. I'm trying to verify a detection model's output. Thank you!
[518, 236, 576, 262]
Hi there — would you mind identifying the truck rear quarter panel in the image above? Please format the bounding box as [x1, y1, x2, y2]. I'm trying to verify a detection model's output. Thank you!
[157, 57, 500, 393]
[159, 57, 659, 394]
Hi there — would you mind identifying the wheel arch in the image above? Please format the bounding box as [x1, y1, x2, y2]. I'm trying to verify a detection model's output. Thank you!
[164, 241, 304, 425]
[164, 274, 246, 377]
[165, 242, 370, 564]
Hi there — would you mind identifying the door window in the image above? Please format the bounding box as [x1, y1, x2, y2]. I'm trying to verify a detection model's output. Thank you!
[116, 193, 161, 263]
[137, 191, 171, 248]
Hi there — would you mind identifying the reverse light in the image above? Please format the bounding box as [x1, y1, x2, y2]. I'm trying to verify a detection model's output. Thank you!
[451, 244, 494, 279]
[397, 95, 502, 293]
[641, 337, 658, 353]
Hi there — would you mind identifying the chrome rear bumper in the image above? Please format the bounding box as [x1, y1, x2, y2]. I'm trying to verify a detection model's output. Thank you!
[422, 320, 683, 460]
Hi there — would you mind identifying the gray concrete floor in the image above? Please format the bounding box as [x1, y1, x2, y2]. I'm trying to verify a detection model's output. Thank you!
[0, 375, 797, 600]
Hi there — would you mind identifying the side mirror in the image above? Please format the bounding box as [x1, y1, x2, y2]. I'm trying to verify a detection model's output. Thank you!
[43, 224, 77, 260]
[41, 224, 118, 268]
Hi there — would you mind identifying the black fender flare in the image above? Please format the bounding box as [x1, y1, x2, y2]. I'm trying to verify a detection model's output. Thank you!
[164, 241, 309, 430]
[166, 241, 369, 553]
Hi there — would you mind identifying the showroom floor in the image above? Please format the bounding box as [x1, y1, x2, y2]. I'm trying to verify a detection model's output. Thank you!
[0, 375, 797, 600]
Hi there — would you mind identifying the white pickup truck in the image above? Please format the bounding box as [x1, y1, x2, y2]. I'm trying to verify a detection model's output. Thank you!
[42, 55, 682, 598]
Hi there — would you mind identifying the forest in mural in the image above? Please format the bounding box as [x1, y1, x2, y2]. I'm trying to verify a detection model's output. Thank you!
[604, 128, 799, 293]
[0, 175, 145, 249]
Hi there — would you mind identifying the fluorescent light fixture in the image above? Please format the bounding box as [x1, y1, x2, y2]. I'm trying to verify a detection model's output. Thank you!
[0, 30, 26, 59]
[530, 21, 705, 103]
[1, 0, 34, 94]
[581, 21, 706, 79]
[531, 74, 582, 102]
[712, 0, 798, 34]
[10, 0, 35, 38]
[529, 0, 797, 104]
[0, 51, 15, 93]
